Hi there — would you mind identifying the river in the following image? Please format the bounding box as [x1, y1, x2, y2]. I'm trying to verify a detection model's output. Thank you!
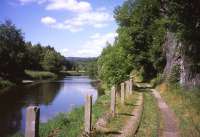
[0, 76, 98, 136]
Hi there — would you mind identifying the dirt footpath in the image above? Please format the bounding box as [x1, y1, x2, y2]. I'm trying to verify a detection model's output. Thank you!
[151, 89, 180, 137]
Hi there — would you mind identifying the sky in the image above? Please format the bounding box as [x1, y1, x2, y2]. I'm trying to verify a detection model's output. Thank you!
[0, 0, 124, 57]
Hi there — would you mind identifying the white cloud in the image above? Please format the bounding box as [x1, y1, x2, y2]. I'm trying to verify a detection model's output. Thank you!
[18, 0, 113, 31]
[60, 32, 118, 57]
[46, 0, 92, 12]
[18, 0, 46, 5]
[41, 16, 56, 25]
[41, 10, 113, 32]
[64, 11, 113, 28]
[18, 0, 91, 12]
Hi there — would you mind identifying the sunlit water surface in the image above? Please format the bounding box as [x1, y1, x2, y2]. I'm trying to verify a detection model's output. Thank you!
[0, 76, 98, 136]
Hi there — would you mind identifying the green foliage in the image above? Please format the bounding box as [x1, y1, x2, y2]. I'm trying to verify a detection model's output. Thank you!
[98, 0, 167, 85]
[98, 0, 199, 86]
[39, 108, 84, 137]
[166, 0, 200, 75]
[150, 73, 163, 87]
[98, 43, 133, 87]
[169, 65, 181, 83]
[25, 43, 66, 73]
[41, 49, 64, 72]
[0, 20, 27, 80]
[0, 20, 67, 84]
[85, 60, 98, 79]
[25, 70, 57, 80]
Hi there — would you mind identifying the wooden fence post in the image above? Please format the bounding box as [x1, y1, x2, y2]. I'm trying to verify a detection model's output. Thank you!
[25, 106, 40, 137]
[84, 94, 92, 134]
[130, 79, 133, 94]
[125, 81, 130, 97]
[111, 86, 116, 116]
[120, 83, 125, 104]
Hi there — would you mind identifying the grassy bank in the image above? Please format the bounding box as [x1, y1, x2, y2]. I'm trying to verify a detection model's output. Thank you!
[95, 92, 139, 137]
[11, 94, 110, 137]
[25, 70, 57, 80]
[135, 90, 160, 137]
[157, 83, 200, 137]
[0, 70, 57, 93]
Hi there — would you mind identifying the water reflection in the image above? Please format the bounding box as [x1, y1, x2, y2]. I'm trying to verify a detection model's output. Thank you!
[0, 76, 98, 136]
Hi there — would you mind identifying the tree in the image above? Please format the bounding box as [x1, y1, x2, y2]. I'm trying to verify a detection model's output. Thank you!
[41, 49, 64, 72]
[98, 43, 132, 87]
[0, 20, 26, 80]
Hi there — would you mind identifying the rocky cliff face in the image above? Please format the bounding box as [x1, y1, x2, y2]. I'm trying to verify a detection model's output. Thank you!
[163, 32, 200, 88]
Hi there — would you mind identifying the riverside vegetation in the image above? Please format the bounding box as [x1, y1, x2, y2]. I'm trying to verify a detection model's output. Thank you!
[0, 20, 68, 90]
[0, 20, 96, 90]
[1, 0, 199, 136]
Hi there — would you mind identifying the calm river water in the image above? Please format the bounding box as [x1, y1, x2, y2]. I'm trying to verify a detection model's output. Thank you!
[0, 76, 98, 136]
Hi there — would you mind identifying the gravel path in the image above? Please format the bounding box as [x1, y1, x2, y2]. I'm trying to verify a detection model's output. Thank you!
[151, 89, 180, 137]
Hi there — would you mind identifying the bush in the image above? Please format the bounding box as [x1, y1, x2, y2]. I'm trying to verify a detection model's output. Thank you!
[151, 73, 163, 87]
[0, 80, 13, 90]
[169, 64, 181, 83]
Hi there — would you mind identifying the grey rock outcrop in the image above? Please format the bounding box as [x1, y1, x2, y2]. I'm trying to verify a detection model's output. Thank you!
[163, 32, 200, 88]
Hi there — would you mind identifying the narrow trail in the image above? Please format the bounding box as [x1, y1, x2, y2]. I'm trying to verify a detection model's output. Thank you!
[94, 92, 144, 137]
[151, 89, 180, 137]
[115, 93, 143, 137]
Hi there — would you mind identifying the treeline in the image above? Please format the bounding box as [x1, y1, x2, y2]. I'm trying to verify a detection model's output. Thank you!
[97, 0, 200, 87]
[66, 57, 98, 79]
[0, 20, 70, 82]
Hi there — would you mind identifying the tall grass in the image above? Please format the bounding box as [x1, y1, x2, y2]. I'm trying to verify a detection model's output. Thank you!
[158, 83, 200, 137]
[135, 90, 160, 137]
[25, 70, 57, 80]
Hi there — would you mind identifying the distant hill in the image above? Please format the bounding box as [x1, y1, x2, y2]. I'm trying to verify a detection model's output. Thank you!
[65, 57, 97, 62]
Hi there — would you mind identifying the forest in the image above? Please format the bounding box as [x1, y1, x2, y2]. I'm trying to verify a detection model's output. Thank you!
[0, 20, 73, 89]
[0, 0, 199, 89]
[97, 0, 200, 88]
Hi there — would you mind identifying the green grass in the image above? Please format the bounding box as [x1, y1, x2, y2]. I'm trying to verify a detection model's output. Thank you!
[40, 108, 84, 137]
[158, 83, 200, 137]
[40, 94, 110, 137]
[25, 70, 57, 80]
[95, 92, 139, 137]
[10, 94, 110, 137]
[135, 90, 159, 137]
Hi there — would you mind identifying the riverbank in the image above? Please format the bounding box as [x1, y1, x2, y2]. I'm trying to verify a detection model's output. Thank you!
[11, 92, 110, 137]
[25, 70, 57, 80]
[0, 70, 89, 92]
[60, 70, 86, 76]
[0, 70, 58, 92]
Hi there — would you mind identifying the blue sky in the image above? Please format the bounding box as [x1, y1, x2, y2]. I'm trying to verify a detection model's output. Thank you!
[0, 0, 123, 57]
